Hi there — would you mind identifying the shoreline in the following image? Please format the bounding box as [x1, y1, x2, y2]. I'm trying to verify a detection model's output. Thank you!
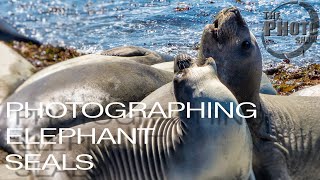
[6, 41, 320, 95]
[264, 63, 320, 95]
[6, 41, 82, 70]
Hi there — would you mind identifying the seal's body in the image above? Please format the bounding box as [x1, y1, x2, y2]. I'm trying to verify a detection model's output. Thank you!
[101, 46, 171, 65]
[138, 31, 276, 118]
[0, 55, 172, 153]
[0, 42, 35, 104]
[31, 61, 253, 180]
[201, 7, 320, 179]
[291, 84, 320, 96]
[257, 94, 320, 179]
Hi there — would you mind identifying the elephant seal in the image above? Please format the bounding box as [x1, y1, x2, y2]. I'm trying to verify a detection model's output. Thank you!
[29, 60, 253, 180]
[138, 27, 276, 117]
[0, 19, 41, 45]
[291, 84, 320, 96]
[201, 7, 320, 179]
[260, 73, 277, 95]
[151, 61, 178, 73]
[151, 61, 277, 96]
[0, 42, 36, 104]
[101, 46, 173, 65]
[0, 55, 172, 154]
[15, 48, 173, 92]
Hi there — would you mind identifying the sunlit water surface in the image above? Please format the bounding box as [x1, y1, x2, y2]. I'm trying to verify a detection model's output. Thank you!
[0, 0, 319, 66]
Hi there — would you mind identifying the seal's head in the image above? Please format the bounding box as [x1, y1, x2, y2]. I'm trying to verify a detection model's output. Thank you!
[173, 58, 236, 122]
[172, 58, 253, 180]
[199, 7, 262, 105]
[173, 58, 217, 104]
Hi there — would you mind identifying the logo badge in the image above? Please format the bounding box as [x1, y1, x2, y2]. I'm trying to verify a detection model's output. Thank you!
[262, 1, 319, 59]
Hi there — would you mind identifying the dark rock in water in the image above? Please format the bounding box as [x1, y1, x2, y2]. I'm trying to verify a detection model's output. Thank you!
[174, 3, 190, 12]
[283, 59, 290, 64]
[264, 65, 283, 75]
[0, 19, 41, 45]
[7, 41, 81, 70]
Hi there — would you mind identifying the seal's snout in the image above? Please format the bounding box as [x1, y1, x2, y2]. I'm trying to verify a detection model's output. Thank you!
[175, 54, 194, 71]
[212, 7, 240, 30]
[173, 54, 193, 83]
[223, 7, 239, 15]
[224, 7, 246, 26]
[213, 7, 246, 29]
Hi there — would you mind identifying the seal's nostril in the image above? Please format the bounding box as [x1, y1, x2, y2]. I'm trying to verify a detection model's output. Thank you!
[175, 54, 193, 71]
[224, 7, 235, 14]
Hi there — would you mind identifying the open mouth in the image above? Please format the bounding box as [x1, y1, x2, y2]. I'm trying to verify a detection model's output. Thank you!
[211, 16, 222, 40]
[211, 7, 245, 30]
[205, 7, 246, 43]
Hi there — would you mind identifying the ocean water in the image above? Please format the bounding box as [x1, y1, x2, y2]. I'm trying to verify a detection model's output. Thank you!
[0, 0, 319, 66]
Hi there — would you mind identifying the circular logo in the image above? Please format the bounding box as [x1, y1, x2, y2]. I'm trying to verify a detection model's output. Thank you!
[262, 1, 319, 59]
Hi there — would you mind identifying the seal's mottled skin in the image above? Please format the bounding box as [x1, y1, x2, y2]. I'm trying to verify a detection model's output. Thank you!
[32, 61, 253, 180]
[291, 84, 320, 96]
[201, 7, 320, 180]
[0, 42, 36, 104]
[0, 55, 172, 154]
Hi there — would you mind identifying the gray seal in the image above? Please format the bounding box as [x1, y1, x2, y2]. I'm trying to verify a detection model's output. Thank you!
[101, 46, 173, 65]
[151, 61, 277, 96]
[201, 7, 320, 179]
[0, 54, 172, 154]
[30, 60, 254, 180]
[0, 42, 36, 104]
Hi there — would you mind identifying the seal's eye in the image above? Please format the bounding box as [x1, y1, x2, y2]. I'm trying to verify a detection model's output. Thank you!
[241, 41, 251, 50]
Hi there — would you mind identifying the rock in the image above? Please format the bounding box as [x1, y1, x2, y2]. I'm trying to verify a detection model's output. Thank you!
[174, 3, 190, 11]
[264, 65, 283, 75]
[0, 41, 36, 104]
[7, 41, 81, 70]
[0, 19, 41, 45]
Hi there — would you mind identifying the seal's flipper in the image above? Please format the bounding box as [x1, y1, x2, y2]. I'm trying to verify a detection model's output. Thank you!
[101, 46, 152, 57]
[101, 46, 165, 65]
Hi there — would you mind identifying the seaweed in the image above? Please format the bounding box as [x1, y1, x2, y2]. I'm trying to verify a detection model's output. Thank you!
[6, 41, 83, 71]
[265, 63, 320, 95]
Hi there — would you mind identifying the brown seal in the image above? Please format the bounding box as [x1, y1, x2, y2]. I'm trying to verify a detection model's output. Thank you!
[201, 7, 320, 179]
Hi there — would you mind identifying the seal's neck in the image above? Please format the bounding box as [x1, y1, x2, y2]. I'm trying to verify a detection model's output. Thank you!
[212, 55, 263, 129]
[231, 71, 262, 125]
[197, 41, 209, 66]
[216, 62, 262, 103]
